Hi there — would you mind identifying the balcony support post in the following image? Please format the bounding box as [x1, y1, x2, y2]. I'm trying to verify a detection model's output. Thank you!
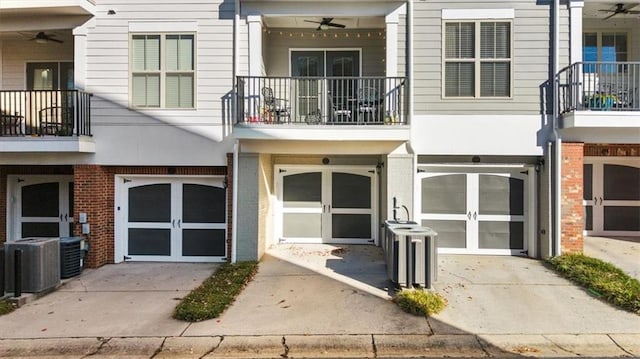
[73, 22, 91, 91]
[247, 15, 264, 77]
[569, 1, 583, 65]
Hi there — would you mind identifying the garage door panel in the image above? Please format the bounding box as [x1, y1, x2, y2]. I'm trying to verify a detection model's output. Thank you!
[128, 228, 171, 256]
[603, 206, 640, 231]
[22, 182, 59, 217]
[332, 172, 371, 209]
[423, 219, 467, 249]
[421, 174, 466, 214]
[332, 214, 371, 238]
[183, 184, 226, 223]
[283, 213, 322, 238]
[128, 184, 171, 223]
[604, 164, 640, 200]
[478, 221, 524, 250]
[182, 229, 226, 256]
[479, 175, 524, 216]
[22, 222, 60, 238]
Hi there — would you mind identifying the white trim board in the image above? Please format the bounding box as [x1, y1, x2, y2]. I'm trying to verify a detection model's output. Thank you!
[442, 9, 515, 20]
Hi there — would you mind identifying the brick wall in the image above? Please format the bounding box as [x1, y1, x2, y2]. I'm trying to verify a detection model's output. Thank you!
[561, 142, 584, 254]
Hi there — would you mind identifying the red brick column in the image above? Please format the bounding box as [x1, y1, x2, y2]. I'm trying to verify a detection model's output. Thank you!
[74, 165, 114, 268]
[561, 142, 584, 254]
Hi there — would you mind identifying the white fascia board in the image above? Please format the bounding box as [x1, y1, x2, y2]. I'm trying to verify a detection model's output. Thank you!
[129, 22, 197, 33]
[442, 9, 515, 20]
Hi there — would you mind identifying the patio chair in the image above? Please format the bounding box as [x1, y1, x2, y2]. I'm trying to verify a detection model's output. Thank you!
[357, 87, 381, 123]
[328, 92, 352, 124]
[262, 87, 290, 123]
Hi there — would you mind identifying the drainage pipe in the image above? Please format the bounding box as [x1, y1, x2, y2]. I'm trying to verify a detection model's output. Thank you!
[552, 0, 562, 257]
[232, 140, 239, 263]
[231, 0, 240, 263]
[407, 0, 414, 122]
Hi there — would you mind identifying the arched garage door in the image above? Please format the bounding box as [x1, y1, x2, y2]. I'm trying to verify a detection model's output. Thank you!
[115, 176, 227, 262]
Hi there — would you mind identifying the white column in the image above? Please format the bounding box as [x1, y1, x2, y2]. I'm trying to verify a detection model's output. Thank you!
[569, 1, 584, 65]
[0, 40, 3, 88]
[73, 23, 90, 91]
[247, 15, 264, 77]
[385, 11, 399, 77]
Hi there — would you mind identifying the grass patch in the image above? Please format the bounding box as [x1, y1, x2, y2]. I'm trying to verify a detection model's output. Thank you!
[0, 300, 16, 316]
[173, 261, 258, 322]
[393, 289, 447, 316]
[547, 254, 640, 314]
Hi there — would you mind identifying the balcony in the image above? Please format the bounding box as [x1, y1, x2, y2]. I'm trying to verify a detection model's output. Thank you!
[0, 90, 94, 152]
[557, 62, 640, 129]
[238, 76, 406, 123]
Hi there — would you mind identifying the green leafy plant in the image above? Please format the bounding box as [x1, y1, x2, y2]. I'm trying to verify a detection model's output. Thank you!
[173, 261, 258, 322]
[393, 289, 447, 316]
[0, 300, 16, 316]
[548, 254, 640, 314]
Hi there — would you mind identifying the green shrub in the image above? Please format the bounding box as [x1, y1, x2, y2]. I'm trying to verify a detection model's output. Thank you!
[393, 289, 447, 316]
[173, 261, 258, 322]
[548, 254, 640, 314]
[0, 300, 16, 316]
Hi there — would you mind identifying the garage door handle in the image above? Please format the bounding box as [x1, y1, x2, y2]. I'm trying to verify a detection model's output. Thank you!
[599, 197, 603, 205]
[177, 219, 181, 228]
[467, 211, 471, 220]
[473, 211, 477, 220]
[172, 219, 176, 228]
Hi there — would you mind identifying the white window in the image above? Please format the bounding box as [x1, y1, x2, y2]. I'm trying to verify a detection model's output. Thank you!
[131, 33, 195, 108]
[444, 21, 512, 98]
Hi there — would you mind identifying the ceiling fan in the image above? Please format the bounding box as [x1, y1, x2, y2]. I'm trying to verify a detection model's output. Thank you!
[27, 32, 64, 44]
[599, 3, 640, 20]
[304, 18, 346, 31]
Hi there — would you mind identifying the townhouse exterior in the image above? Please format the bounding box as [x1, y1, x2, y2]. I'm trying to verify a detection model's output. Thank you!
[0, 0, 638, 270]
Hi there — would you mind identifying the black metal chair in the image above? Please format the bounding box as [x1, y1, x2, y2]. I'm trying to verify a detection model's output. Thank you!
[261, 87, 290, 123]
[357, 87, 381, 123]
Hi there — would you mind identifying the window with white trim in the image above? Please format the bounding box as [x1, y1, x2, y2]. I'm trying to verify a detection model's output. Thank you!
[131, 33, 195, 108]
[444, 21, 511, 98]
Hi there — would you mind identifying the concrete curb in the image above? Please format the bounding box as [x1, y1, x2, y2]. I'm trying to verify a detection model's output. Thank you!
[0, 334, 638, 358]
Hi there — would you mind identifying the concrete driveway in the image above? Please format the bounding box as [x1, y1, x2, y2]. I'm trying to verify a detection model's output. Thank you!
[0, 262, 218, 338]
[585, 236, 640, 280]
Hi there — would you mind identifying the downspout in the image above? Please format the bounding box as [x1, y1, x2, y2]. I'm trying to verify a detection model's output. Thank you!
[231, 0, 240, 263]
[407, 0, 414, 123]
[232, 141, 239, 263]
[552, 0, 562, 257]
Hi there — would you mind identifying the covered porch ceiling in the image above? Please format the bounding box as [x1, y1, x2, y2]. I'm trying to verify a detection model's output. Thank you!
[583, 1, 640, 19]
[0, 0, 95, 33]
[263, 16, 386, 30]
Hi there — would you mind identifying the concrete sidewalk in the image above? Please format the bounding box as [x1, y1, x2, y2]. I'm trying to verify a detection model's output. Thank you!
[0, 244, 639, 358]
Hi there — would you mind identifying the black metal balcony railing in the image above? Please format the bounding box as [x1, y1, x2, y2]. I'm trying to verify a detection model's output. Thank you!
[237, 76, 407, 125]
[0, 90, 92, 137]
[557, 62, 640, 114]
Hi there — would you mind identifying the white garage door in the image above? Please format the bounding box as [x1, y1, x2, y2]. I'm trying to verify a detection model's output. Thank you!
[584, 159, 640, 236]
[116, 176, 227, 262]
[418, 168, 532, 256]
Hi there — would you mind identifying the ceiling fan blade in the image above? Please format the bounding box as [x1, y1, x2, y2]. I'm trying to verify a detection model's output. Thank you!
[627, 10, 640, 14]
[304, 19, 322, 24]
[49, 37, 64, 43]
[603, 12, 618, 20]
[327, 23, 346, 29]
